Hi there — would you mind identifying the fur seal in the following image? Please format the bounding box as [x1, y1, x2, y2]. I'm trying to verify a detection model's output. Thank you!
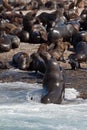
[40, 52, 65, 104]
[69, 41, 87, 69]
[29, 52, 46, 73]
[0, 36, 11, 52]
[48, 21, 80, 43]
[36, 9, 63, 31]
[30, 24, 48, 43]
[12, 52, 30, 70]
[18, 30, 30, 43]
[48, 38, 70, 61]
[37, 38, 70, 62]
[72, 31, 87, 47]
[80, 6, 87, 31]
[23, 11, 37, 32]
[7, 34, 20, 49]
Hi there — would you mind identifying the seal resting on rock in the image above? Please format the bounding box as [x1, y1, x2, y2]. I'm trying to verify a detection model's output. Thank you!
[30, 24, 48, 43]
[23, 11, 37, 32]
[37, 38, 70, 62]
[12, 52, 30, 70]
[0, 36, 12, 52]
[40, 52, 65, 104]
[7, 34, 20, 49]
[0, 34, 20, 52]
[72, 31, 87, 47]
[36, 9, 63, 31]
[17, 30, 30, 43]
[29, 52, 46, 74]
[48, 21, 80, 43]
[47, 38, 70, 61]
[69, 41, 87, 69]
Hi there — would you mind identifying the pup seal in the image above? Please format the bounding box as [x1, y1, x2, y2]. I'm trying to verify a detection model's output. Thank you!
[40, 52, 65, 104]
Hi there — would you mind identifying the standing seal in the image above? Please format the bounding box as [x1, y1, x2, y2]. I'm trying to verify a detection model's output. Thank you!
[40, 52, 65, 104]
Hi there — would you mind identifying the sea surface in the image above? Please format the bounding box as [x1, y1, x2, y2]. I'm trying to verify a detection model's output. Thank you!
[0, 81, 87, 130]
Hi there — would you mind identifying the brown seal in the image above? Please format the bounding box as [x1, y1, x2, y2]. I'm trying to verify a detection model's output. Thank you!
[40, 52, 65, 104]
[37, 38, 70, 62]
[48, 38, 70, 61]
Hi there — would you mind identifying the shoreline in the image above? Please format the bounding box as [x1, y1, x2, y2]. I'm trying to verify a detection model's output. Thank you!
[0, 42, 87, 99]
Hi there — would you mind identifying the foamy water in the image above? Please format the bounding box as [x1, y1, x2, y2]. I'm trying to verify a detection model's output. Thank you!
[0, 82, 87, 130]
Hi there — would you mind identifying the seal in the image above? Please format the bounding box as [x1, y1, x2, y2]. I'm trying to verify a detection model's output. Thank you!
[12, 52, 30, 70]
[36, 9, 63, 31]
[7, 34, 20, 49]
[40, 52, 65, 104]
[18, 30, 30, 43]
[30, 24, 48, 43]
[0, 36, 12, 52]
[29, 52, 46, 74]
[37, 38, 70, 62]
[69, 41, 87, 69]
[72, 31, 87, 47]
[47, 38, 70, 61]
[23, 11, 37, 32]
[80, 6, 87, 31]
[48, 21, 80, 43]
[48, 21, 80, 42]
[37, 43, 48, 53]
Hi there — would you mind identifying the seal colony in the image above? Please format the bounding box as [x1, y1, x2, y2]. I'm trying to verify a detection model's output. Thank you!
[0, 0, 87, 104]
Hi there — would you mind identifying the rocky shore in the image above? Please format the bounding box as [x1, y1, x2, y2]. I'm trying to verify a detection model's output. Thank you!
[0, 0, 87, 101]
[0, 42, 87, 99]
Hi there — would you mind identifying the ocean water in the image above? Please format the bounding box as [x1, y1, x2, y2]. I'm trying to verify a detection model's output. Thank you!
[0, 82, 87, 130]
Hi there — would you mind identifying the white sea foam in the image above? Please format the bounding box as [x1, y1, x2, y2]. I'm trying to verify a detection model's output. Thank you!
[0, 82, 87, 130]
[0, 82, 80, 103]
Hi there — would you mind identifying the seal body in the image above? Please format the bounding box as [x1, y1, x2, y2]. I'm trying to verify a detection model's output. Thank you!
[29, 52, 46, 73]
[80, 7, 87, 31]
[69, 41, 87, 69]
[74, 41, 87, 62]
[48, 21, 79, 42]
[40, 54, 65, 104]
[72, 31, 87, 47]
[30, 24, 48, 43]
[0, 36, 12, 52]
[7, 34, 20, 49]
[12, 52, 30, 70]
[18, 30, 30, 43]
